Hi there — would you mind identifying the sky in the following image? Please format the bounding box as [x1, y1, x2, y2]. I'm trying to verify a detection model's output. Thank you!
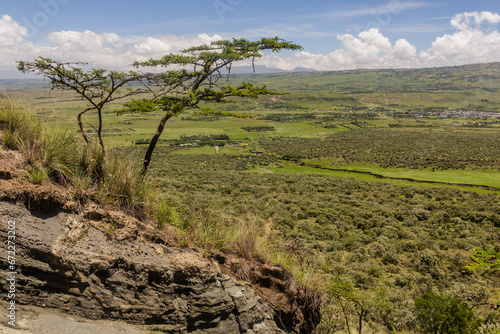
[1, 0, 500, 78]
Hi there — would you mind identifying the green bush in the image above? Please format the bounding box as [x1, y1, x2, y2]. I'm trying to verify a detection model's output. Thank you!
[415, 292, 479, 334]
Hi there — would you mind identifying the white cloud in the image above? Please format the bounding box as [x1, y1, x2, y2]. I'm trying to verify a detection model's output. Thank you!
[0, 21, 223, 74]
[133, 33, 222, 56]
[0, 14, 28, 46]
[133, 36, 170, 55]
[393, 39, 417, 59]
[420, 11, 500, 67]
[451, 11, 500, 31]
[261, 11, 500, 71]
[46, 30, 124, 51]
[41, 31, 223, 67]
[259, 28, 418, 70]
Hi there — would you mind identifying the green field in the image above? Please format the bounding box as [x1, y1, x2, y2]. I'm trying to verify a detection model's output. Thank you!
[2, 63, 500, 333]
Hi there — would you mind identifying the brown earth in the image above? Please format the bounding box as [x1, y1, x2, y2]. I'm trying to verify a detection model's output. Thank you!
[0, 142, 321, 333]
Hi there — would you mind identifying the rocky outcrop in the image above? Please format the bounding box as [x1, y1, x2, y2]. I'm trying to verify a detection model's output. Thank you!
[0, 147, 320, 333]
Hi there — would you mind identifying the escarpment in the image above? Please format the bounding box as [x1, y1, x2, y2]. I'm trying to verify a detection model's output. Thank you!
[0, 145, 320, 333]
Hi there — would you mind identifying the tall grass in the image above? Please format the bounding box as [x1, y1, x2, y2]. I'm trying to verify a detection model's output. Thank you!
[97, 157, 153, 217]
[175, 200, 326, 289]
[0, 96, 79, 183]
[0, 95, 172, 222]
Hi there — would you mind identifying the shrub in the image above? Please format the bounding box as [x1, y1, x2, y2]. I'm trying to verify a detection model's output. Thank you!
[476, 322, 500, 334]
[236, 220, 259, 259]
[97, 157, 152, 216]
[415, 292, 479, 334]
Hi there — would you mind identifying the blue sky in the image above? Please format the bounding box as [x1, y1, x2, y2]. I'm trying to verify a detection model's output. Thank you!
[1, 0, 500, 77]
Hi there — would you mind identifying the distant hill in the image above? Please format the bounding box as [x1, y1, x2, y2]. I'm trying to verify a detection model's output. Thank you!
[0, 79, 49, 91]
[3, 62, 500, 94]
[222, 65, 316, 74]
[228, 62, 500, 93]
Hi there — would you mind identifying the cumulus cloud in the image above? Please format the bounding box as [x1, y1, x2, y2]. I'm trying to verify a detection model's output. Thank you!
[46, 30, 124, 51]
[0, 14, 28, 46]
[133, 33, 222, 56]
[420, 11, 500, 67]
[0, 16, 223, 74]
[451, 11, 500, 31]
[262, 11, 500, 71]
[259, 28, 418, 70]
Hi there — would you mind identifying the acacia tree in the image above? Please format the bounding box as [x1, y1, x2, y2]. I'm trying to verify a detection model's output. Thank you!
[124, 37, 303, 175]
[17, 57, 150, 155]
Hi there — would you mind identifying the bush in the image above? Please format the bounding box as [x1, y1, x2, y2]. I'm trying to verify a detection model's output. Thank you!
[476, 322, 500, 334]
[415, 292, 479, 334]
[98, 157, 152, 216]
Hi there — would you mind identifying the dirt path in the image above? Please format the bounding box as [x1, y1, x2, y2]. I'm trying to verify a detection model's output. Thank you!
[0, 302, 146, 334]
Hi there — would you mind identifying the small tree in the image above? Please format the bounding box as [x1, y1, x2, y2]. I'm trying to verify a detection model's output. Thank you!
[327, 277, 370, 334]
[17, 57, 150, 155]
[125, 37, 303, 175]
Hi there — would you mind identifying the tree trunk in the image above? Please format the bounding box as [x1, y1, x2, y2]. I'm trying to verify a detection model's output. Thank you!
[339, 299, 352, 334]
[141, 112, 172, 176]
[77, 108, 91, 144]
[358, 308, 365, 334]
[97, 108, 106, 157]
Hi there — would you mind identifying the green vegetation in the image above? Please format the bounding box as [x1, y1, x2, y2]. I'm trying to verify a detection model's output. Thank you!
[415, 292, 479, 334]
[260, 128, 500, 170]
[116, 146, 499, 332]
[3, 62, 500, 333]
[0, 96, 158, 219]
[465, 249, 500, 272]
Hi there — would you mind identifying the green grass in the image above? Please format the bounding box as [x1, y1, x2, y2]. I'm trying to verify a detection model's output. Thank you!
[257, 161, 500, 194]
[27, 165, 47, 184]
[304, 159, 500, 188]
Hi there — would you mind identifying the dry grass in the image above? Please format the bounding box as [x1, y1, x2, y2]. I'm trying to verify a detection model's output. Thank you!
[0, 96, 78, 183]
[0, 95, 176, 224]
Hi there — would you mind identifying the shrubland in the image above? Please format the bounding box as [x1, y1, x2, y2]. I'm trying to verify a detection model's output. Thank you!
[116, 142, 500, 333]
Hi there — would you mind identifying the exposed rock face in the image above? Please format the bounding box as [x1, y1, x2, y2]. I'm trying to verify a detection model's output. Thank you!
[0, 202, 290, 333]
[0, 148, 319, 333]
